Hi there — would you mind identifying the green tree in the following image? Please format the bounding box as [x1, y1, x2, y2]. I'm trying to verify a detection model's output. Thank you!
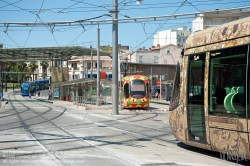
[40, 61, 49, 79]
[28, 62, 38, 81]
[4, 62, 16, 81]
[16, 62, 29, 83]
[4, 62, 17, 89]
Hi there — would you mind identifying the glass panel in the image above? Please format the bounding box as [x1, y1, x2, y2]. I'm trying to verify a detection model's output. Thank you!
[187, 54, 206, 143]
[248, 59, 250, 118]
[209, 46, 247, 118]
[40, 83, 45, 90]
[130, 80, 146, 98]
[154, 56, 158, 63]
[124, 83, 129, 98]
[169, 62, 180, 111]
[23, 87, 29, 91]
[139, 56, 143, 63]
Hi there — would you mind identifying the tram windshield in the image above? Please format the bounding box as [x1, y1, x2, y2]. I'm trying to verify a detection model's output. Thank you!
[21, 86, 29, 93]
[130, 80, 146, 98]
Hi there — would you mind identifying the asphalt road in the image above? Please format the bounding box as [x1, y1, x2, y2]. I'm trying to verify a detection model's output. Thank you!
[0, 90, 248, 166]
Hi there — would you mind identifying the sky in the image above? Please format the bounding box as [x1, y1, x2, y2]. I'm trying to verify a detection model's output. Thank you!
[0, 0, 250, 52]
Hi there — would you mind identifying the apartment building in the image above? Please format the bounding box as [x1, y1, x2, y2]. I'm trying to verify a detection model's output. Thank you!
[68, 55, 112, 80]
[153, 26, 192, 48]
[130, 44, 182, 65]
[192, 9, 250, 32]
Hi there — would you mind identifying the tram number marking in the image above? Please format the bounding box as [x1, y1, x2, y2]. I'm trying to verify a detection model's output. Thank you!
[195, 136, 200, 141]
[194, 55, 199, 60]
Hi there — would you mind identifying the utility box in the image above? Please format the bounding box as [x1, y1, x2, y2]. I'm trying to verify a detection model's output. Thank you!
[66, 94, 69, 101]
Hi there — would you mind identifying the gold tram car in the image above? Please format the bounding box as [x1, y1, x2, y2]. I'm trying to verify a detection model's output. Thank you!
[169, 16, 250, 159]
[122, 75, 150, 109]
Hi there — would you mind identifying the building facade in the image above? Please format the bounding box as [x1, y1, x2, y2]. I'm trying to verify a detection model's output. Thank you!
[192, 9, 250, 32]
[67, 55, 112, 80]
[131, 44, 182, 65]
[153, 27, 192, 48]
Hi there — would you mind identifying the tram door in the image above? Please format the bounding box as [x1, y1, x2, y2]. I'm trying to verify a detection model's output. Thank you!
[187, 54, 207, 144]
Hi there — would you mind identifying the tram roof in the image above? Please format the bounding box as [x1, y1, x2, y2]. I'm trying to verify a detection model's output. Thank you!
[185, 16, 250, 55]
[53, 78, 96, 87]
[0, 46, 111, 62]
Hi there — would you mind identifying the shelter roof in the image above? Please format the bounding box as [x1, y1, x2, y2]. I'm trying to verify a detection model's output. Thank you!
[0, 46, 111, 62]
[53, 78, 96, 87]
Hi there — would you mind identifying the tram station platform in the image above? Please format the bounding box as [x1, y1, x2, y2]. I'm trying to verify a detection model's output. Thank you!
[32, 94, 169, 111]
[0, 90, 169, 111]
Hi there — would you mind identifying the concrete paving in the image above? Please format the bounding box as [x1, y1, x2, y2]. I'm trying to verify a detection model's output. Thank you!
[1, 90, 246, 166]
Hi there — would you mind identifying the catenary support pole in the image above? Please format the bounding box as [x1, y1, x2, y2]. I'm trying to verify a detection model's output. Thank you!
[82, 55, 84, 79]
[111, 0, 118, 115]
[0, 65, 1, 98]
[160, 75, 162, 101]
[91, 47, 93, 78]
[96, 24, 100, 106]
[150, 67, 152, 99]
[4, 70, 7, 92]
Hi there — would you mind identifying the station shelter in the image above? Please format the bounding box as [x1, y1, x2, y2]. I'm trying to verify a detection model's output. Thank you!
[161, 80, 174, 100]
[50, 67, 97, 101]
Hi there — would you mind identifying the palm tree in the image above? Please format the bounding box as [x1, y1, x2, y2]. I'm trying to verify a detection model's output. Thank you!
[40, 61, 49, 79]
[5, 62, 15, 80]
[28, 62, 38, 81]
[16, 62, 28, 83]
[4, 62, 18, 89]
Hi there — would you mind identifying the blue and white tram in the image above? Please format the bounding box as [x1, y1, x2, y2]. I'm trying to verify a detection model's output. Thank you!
[20, 82, 30, 96]
[21, 79, 49, 96]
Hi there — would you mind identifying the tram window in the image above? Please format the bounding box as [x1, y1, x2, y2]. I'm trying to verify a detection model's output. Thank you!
[248, 66, 250, 118]
[40, 83, 45, 90]
[169, 62, 180, 111]
[187, 54, 206, 143]
[209, 46, 247, 118]
[130, 80, 146, 97]
[35, 83, 39, 90]
[124, 83, 129, 98]
[22, 86, 28, 92]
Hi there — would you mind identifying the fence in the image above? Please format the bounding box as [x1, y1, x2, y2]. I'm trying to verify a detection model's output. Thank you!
[72, 95, 110, 108]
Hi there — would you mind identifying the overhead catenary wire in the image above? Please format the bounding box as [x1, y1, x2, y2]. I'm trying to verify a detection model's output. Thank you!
[1, 0, 249, 13]
[1, 6, 249, 27]
[23, 0, 44, 47]
[0, 0, 24, 10]
[131, 0, 188, 51]
[0, 0, 249, 50]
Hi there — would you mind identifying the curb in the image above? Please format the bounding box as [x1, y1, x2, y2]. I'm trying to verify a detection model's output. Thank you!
[126, 110, 169, 112]
[85, 106, 111, 110]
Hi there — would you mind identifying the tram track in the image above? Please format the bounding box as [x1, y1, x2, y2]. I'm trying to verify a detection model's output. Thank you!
[5, 91, 67, 166]
[28, 95, 175, 147]
[1, 91, 139, 166]
[1, 91, 177, 166]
